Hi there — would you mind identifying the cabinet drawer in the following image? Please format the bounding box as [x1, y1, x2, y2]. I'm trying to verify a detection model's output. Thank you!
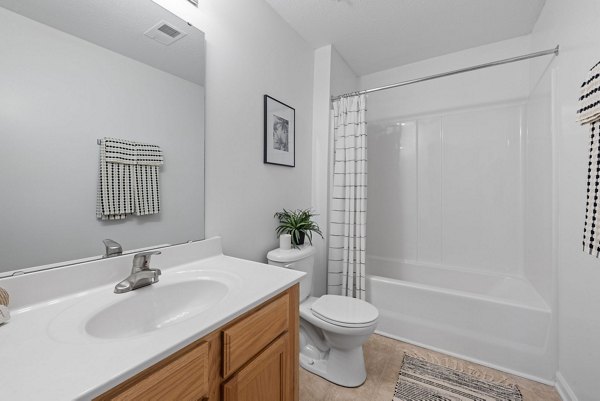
[223, 293, 289, 377]
[100, 341, 209, 401]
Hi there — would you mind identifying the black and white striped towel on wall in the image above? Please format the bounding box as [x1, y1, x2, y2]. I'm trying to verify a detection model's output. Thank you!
[577, 61, 600, 125]
[96, 138, 163, 220]
[578, 62, 600, 256]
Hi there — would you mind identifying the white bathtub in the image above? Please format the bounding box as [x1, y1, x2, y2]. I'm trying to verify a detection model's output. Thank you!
[366, 256, 555, 383]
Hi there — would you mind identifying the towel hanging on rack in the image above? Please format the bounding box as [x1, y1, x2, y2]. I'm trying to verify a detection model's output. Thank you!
[96, 138, 163, 220]
[97, 138, 135, 220]
[577, 61, 600, 125]
[579, 61, 600, 256]
[134, 142, 163, 216]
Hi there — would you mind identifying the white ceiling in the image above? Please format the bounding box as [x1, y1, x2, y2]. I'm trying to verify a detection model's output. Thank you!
[0, 0, 205, 85]
[265, 0, 546, 76]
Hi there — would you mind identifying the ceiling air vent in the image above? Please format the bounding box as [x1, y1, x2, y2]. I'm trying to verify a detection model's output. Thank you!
[144, 20, 187, 45]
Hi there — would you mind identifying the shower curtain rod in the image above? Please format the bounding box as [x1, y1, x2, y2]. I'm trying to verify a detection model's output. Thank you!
[331, 45, 559, 101]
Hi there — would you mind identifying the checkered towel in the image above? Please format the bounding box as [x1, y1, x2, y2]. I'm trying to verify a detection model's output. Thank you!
[579, 62, 600, 256]
[96, 138, 163, 220]
[577, 61, 600, 125]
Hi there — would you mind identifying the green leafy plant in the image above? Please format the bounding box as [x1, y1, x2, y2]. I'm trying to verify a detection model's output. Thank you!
[274, 208, 324, 248]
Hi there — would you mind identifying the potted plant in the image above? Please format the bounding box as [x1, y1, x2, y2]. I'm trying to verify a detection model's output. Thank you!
[274, 208, 324, 248]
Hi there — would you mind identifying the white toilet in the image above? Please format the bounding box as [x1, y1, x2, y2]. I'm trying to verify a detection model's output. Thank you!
[267, 245, 378, 387]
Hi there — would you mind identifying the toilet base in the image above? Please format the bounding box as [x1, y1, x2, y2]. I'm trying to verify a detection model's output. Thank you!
[299, 345, 367, 388]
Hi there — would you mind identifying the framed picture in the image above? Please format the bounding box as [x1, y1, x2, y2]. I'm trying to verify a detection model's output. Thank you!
[264, 95, 295, 167]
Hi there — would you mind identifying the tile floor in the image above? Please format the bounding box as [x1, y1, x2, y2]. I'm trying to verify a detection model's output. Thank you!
[299, 334, 561, 401]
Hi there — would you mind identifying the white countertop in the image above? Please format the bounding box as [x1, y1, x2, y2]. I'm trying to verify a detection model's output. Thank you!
[0, 237, 304, 400]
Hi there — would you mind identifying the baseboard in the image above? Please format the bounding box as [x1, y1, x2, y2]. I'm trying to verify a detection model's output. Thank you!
[375, 330, 556, 386]
[555, 372, 579, 401]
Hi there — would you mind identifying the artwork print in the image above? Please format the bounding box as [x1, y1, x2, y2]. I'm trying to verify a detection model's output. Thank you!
[264, 95, 295, 167]
[272, 115, 289, 152]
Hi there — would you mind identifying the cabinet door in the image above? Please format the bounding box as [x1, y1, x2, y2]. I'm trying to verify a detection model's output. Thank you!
[223, 333, 290, 401]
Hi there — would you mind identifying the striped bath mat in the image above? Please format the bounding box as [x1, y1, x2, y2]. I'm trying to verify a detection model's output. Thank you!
[393, 354, 523, 401]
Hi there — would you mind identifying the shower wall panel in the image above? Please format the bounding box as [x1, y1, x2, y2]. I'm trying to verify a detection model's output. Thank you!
[367, 102, 525, 276]
[524, 66, 554, 305]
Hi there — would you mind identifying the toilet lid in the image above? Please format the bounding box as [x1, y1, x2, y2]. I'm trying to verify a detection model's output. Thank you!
[311, 295, 378, 328]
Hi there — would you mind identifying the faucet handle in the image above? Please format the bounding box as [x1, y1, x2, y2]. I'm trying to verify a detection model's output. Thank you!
[132, 251, 162, 270]
[102, 239, 122, 258]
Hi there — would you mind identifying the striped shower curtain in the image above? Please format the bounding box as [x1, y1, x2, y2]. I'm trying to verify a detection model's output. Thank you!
[327, 94, 367, 300]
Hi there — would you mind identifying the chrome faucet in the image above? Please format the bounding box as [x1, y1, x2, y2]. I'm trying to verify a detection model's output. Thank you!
[103, 239, 122, 258]
[114, 251, 162, 294]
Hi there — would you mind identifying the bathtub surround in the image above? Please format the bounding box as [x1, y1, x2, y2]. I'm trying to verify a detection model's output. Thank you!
[349, 36, 557, 383]
[367, 103, 524, 275]
[367, 263, 552, 383]
[328, 94, 368, 300]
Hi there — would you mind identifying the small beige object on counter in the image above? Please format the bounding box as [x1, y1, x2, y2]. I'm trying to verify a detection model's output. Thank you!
[0, 288, 8, 306]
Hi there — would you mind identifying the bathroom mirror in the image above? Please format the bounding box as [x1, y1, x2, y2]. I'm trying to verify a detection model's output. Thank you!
[0, 0, 206, 276]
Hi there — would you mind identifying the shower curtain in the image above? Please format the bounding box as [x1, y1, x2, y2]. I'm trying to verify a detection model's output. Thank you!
[327, 94, 368, 300]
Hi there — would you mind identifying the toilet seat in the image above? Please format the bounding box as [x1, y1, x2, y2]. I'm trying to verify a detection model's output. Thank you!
[311, 295, 379, 328]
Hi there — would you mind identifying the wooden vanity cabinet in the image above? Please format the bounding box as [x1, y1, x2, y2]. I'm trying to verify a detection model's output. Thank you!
[95, 284, 299, 401]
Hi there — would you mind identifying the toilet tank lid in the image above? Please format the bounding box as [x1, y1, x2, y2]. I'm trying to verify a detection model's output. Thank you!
[267, 244, 316, 263]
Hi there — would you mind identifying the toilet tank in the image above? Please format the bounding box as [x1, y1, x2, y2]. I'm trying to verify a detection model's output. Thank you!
[267, 245, 316, 302]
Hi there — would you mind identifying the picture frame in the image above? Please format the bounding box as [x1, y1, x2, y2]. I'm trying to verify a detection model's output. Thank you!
[264, 95, 295, 167]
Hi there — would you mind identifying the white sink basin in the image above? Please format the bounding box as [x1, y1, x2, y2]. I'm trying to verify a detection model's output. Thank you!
[85, 279, 228, 339]
[47, 269, 239, 343]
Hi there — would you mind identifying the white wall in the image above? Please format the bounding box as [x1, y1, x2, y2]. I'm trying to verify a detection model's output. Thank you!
[0, 7, 204, 272]
[529, 1, 600, 399]
[311, 45, 358, 296]
[331, 46, 359, 98]
[153, 0, 315, 263]
[311, 45, 333, 297]
[360, 36, 532, 121]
